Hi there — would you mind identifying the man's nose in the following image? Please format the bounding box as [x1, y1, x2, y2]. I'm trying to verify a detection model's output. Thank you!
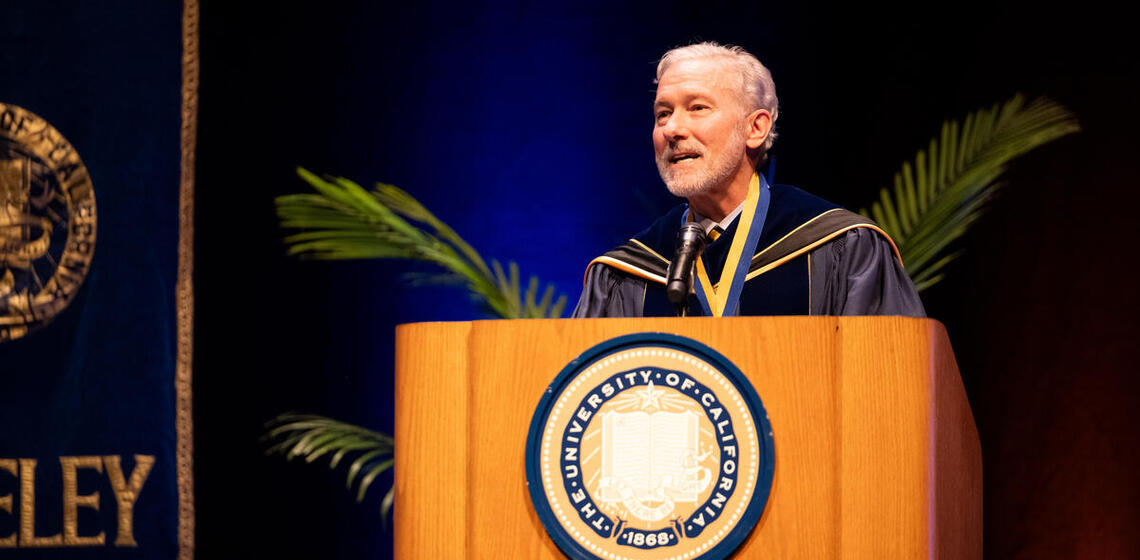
[662, 113, 690, 139]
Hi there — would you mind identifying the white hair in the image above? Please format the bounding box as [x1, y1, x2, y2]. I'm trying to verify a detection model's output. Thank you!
[655, 41, 779, 152]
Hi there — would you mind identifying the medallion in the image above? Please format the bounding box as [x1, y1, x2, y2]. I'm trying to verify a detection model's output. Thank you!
[526, 333, 775, 560]
[0, 103, 96, 342]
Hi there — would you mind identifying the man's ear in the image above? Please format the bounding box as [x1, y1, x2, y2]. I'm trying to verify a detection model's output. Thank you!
[744, 109, 772, 149]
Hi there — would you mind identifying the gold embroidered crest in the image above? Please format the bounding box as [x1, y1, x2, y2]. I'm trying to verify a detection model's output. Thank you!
[0, 103, 96, 342]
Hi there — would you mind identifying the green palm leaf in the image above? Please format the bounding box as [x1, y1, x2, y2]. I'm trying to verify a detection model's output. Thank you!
[269, 171, 570, 524]
[862, 94, 1079, 291]
[276, 168, 567, 319]
[264, 413, 396, 523]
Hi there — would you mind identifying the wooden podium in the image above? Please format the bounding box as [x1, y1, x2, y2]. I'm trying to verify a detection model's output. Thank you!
[394, 317, 981, 558]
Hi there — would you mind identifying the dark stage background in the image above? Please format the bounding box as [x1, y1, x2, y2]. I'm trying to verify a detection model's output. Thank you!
[195, 2, 1139, 558]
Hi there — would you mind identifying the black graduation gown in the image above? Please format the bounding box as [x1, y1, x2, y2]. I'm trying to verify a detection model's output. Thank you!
[572, 184, 925, 318]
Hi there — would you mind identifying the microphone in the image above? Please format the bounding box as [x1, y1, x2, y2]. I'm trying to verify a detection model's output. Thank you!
[665, 223, 708, 315]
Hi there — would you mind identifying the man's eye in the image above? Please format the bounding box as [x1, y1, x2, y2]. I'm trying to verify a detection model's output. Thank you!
[692, 104, 709, 111]
[656, 110, 671, 121]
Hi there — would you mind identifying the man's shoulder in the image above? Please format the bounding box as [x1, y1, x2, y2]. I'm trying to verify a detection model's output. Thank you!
[629, 203, 689, 255]
[577, 203, 686, 286]
[762, 184, 844, 238]
[770, 183, 839, 209]
[759, 185, 902, 266]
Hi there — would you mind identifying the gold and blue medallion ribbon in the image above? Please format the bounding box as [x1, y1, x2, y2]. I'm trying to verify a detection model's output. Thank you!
[688, 173, 770, 317]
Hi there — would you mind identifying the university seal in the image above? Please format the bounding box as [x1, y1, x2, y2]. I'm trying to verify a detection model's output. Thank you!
[526, 333, 775, 560]
[0, 103, 96, 342]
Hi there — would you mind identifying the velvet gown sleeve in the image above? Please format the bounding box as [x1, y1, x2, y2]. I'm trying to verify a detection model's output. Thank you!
[809, 228, 926, 317]
[571, 264, 646, 318]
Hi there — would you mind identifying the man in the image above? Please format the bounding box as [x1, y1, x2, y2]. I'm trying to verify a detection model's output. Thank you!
[573, 42, 924, 318]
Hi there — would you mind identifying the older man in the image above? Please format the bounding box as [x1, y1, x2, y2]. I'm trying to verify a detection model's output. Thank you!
[573, 42, 924, 318]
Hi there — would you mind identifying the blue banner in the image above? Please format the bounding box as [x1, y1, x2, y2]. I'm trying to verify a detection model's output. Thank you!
[0, 2, 193, 557]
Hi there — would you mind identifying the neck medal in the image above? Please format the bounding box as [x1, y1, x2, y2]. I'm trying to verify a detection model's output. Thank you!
[690, 172, 770, 317]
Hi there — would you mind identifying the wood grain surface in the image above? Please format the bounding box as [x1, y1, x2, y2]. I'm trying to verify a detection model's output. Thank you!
[394, 317, 981, 559]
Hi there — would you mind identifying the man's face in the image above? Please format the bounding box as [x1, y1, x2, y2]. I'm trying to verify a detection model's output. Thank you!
[653, 57, 751, 199]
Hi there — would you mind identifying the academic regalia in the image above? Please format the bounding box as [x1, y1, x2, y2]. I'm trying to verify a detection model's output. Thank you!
[572, 182, 925, 318]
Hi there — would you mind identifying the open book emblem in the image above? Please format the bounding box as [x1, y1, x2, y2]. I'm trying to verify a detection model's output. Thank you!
[596, 385, 714, 522]
[526, 334, 775, 560]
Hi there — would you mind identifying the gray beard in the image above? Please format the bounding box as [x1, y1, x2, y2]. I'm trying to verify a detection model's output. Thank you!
[657, 126, 748, 198]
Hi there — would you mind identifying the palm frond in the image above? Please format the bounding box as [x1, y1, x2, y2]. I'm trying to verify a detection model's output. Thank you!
[264, 413, 395, 521]
[276, 168, 567, 319]
[861, 94, 1079, 291]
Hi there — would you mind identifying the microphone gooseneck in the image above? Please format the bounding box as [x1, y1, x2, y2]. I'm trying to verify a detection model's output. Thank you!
[665, 223, 708, 316]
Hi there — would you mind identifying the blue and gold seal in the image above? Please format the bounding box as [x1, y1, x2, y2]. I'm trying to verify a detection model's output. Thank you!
[526, 333, 775, 560]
